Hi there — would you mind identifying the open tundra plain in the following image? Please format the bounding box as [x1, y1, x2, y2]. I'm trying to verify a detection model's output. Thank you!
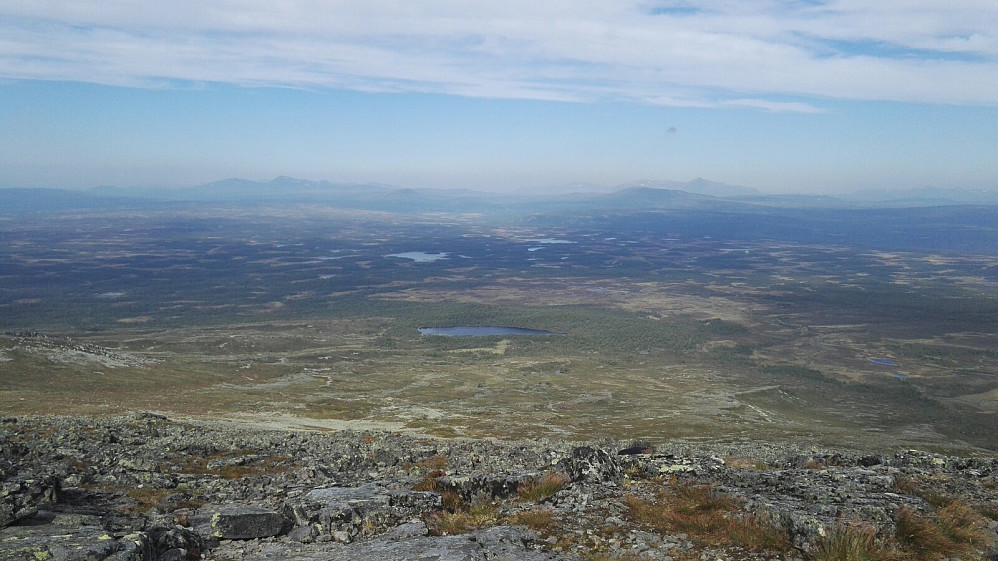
[2, 201, 997, 453]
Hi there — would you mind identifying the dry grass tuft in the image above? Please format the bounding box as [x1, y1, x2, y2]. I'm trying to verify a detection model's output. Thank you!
[810, 523, 893, 561]
[977, 503, 998, 521]
[894, 501, 992, 560]
[123, 487, 174, 514]
[813, 503, 994, 561]
[664, 484, 738, 537]
[892, 474, 954, 507]
[935, 501, 992, 551]
[624, 481, 791, 553]
[413, 473, 442, 492]
[440, 490, 462, 512]
[508, 507, 556, 532]
[415, 455, 449, 470]
[894, 507, 951, 560]
[726, 513, 796, 551]
[426, 499, 499, 535]
[517, 472, 570, 502]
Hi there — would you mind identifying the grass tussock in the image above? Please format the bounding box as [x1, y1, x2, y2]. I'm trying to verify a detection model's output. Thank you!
[894, 507, 951, 559]
[123, 487, 174, 514]
[415, 455, 449, 470]
[812, 503, 994, 561]
[425, 499, 499, 535]
[934, 501, 992, 552]
[977, 503, 998, 521]
[440, 490, 462, 512]
[517, 472, 570, 502]
[892, 474, 953, 507]
[810, 524, 893, 561]
[624, 482, 791, 553]
[413, 472, 445, 492]
[508, 507, 556, 532]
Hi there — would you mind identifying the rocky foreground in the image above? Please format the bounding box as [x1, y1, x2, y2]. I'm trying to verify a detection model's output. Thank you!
[2, 413, 997, 561]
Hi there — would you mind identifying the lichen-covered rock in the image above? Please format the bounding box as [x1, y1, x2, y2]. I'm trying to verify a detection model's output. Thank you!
[147, 525, 204, 559]
[286, 484, 440, 541]
[195, 504, 287, 540]
[435, 473, 530, 501]
[561, 446, 621, 484]
[0, 518, 150, 561]
[0, 474, 59, 528]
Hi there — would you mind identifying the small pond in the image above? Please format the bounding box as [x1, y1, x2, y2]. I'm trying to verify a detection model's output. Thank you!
[386, 252, 449, 262]
[869, 358, 898, 366]
[418, 326, 566, 337]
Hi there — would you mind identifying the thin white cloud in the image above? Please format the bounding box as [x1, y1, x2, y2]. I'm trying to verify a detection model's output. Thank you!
[1, 1, 996, 110]
[721, 98, 824, 113]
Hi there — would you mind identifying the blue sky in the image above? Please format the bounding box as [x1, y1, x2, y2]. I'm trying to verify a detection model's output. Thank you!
[2, 1, 997, 194]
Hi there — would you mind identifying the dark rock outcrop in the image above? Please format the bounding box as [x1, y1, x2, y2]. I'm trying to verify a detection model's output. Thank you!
[1, 473, 60, 527]
[194, 504, 287, 540]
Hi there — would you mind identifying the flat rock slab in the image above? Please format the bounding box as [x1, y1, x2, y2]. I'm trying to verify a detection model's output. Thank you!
[288, 484, 440, 540]
[231, 526, 581, 561]
[0, 522, 149, 561]
[197, 505, 287, 540]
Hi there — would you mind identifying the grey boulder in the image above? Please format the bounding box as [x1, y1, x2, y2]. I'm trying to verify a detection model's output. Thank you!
[195, 504, 287, 540]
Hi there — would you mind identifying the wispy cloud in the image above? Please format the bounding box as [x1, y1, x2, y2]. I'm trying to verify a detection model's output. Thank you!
[1, 1, 996, 110]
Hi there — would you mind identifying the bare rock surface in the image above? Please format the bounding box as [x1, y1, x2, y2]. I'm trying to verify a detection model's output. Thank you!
[230, 526, 580, 561]
[1, 413, 997, 560]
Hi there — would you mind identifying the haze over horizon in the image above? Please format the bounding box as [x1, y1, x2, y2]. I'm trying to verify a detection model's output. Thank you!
[2, 1, 997, 195]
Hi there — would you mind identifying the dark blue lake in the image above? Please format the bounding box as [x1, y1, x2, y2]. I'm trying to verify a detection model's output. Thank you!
[418, 326, 566, 337]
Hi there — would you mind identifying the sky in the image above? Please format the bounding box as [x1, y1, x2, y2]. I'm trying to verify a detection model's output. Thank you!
[2, 1, 997, 194]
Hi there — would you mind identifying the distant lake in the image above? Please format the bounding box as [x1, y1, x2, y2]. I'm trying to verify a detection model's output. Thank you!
[418, 326, 567, 337]
[525, 238, 575, 244]
[386, 252, 448, 262]
[869, 358, 897, 366]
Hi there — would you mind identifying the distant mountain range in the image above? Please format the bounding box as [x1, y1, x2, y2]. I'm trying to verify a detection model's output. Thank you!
[843, 186, 998, 206]
[2, 176, 997, 215]
[91, 176, 398, 203]
[618, 178, 761, 198]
